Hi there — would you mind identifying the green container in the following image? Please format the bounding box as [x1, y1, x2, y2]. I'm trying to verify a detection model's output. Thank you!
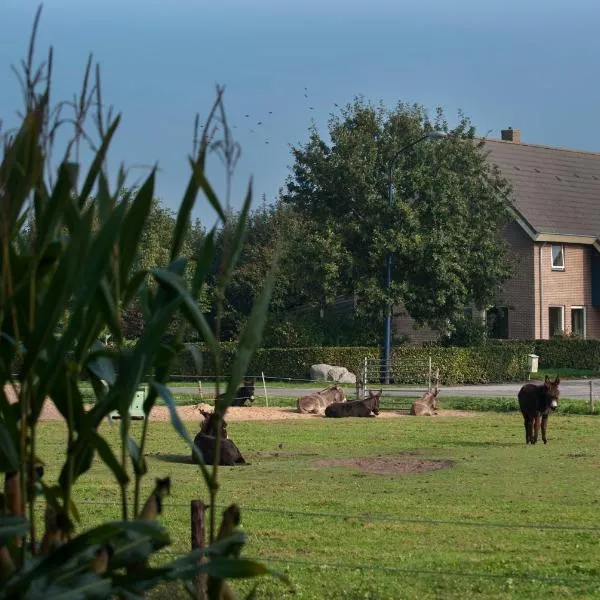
[109, 384, 147, 420]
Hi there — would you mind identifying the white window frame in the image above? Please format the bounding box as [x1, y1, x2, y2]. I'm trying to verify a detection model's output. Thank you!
[551, 244, 565, 270]
[570, 306, 586, 339]
[548, 305, 565, 337]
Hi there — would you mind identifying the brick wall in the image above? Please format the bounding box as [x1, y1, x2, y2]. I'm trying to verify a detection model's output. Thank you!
[536, 243, 600, 339]
[500, 222, 536, 339]
[392, 304, 439, 346]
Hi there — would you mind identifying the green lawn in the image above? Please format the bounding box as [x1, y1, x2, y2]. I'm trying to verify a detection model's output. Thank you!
[535, 368, 600, 380]
[36, 408, 600, 599]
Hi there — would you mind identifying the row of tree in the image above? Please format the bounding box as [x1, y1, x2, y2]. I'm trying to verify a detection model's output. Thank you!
[126, 98, 514, 347]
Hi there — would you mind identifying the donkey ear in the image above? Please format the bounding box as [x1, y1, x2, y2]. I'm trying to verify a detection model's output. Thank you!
[555, 376, 561, 385]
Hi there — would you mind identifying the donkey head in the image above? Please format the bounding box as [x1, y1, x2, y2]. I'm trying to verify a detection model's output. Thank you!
[366, 389, 382, 415]
[200, 410, 228, 438]
[543, 375, 561, 411]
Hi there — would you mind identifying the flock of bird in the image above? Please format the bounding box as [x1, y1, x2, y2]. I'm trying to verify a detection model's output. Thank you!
[220, 86, 337, 148]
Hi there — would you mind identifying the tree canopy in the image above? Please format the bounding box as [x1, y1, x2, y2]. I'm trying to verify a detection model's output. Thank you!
[280, 98, 514, 332]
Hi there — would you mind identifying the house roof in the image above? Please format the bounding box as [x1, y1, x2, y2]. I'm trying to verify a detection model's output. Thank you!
[481, 138, 600, 242]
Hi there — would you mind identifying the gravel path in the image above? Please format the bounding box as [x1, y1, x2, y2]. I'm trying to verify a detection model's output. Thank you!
[24, 398, 480, 423]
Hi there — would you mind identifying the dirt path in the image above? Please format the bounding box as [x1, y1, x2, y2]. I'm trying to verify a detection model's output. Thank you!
[33, 400, 481, 422]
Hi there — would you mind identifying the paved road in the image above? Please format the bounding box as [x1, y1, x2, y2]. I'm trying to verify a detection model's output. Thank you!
[170, 379, 599, 400]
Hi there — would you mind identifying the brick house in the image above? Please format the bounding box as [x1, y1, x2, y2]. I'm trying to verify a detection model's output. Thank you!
[394, 127, 600, 342]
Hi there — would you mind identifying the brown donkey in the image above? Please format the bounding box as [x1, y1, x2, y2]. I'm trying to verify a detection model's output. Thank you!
[517, 376, 560, 445]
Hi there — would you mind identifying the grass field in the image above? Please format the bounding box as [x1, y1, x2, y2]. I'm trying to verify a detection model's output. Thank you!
[36, 407, 600, 599]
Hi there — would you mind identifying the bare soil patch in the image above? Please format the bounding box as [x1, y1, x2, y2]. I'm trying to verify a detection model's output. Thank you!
[314, 456, 455, 475]
[7, 386, 480, 423]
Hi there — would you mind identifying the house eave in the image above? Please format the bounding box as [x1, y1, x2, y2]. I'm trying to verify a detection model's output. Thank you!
[511, 209, 600, 252]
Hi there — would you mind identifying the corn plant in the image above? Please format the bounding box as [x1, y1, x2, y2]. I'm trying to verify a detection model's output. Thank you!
[0, 7, 285, 599]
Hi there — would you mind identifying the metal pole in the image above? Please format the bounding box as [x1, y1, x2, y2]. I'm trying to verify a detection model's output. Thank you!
[384, 160, 394, 385]
[589, 380, 593, 414]
[382, 131, 446, 388]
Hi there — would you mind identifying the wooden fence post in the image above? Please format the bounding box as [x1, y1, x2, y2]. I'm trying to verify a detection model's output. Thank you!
[262, 371, 269, 407]
[589, 380, 594, 414]
[191, 500, 208, 600]
[428, 356, 432, 391]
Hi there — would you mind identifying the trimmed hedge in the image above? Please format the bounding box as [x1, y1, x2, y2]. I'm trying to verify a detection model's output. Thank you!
[171, 340, 535, 385]
[533, 339, 600, 371]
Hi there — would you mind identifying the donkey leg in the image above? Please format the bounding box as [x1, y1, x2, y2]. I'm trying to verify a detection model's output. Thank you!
[541, 414, 549, 444]
[523, 416, 531, 444]
[532, 415, 541, 444]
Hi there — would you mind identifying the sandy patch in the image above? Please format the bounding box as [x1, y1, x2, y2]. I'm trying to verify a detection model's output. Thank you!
[4, 386, 481, 422]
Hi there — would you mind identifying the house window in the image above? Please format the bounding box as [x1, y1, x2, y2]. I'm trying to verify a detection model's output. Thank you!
[549, 306, 564, 337]
[551, 245, 565, 270]
[571, 306, 586, 338]
[486, 306, 508, 339]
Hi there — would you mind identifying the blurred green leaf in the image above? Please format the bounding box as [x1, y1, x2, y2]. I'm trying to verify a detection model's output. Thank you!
[35, 163, 77, 257]
[92, 431, 129, 485]
[39, 574, 111, 600]
[152, 268, 218, 357]
[189, 157, 225, 223]
[79, 115, 121, 204]
[151, 382, 212, 489]
[220, 248, 279, 411]
[218, 179, 252, 294]
[119, 171, 156, 291]
[170, 166, 199, 262]
[126, 436, 147, 477]
[0, 516, 29, 541]
[0, 423, 19, 472]
[190, 227, 216, 299]
[86, 344, 117, 387]
[22, 208, 93, 379]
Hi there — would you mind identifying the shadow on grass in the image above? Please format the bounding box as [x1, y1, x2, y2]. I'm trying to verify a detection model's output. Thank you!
[150, 453, 194, 465]
[449, 440, 521, 448]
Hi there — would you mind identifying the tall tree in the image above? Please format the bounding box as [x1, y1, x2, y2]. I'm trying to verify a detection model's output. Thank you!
[281, 98, 514, 332]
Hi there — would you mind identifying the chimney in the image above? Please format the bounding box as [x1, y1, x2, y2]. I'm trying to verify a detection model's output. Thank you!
[501, 127, 521, 143]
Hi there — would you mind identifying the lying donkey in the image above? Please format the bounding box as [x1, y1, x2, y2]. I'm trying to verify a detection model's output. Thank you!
[192, 410, 247, 466]
[410, 388, 439, 416]
[297, 384, 347, 415]
[325, 389, 381, 418]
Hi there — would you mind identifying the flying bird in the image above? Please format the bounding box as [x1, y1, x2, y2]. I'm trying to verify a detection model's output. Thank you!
[244, 114, 250, 118]
[268, 111, 273, 114]
[257, 121, 263, 125]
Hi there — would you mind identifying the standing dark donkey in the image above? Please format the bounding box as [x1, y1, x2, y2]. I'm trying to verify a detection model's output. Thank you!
[217, 377, 256, 407]
[518, 376, 560, 445]
[192, 410, 247, 465]
[325, 389, 382, 418]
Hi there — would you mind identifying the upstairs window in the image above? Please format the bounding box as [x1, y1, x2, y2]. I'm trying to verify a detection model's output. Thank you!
[486, 306, 509, 339]
[551, 245, 565, 270]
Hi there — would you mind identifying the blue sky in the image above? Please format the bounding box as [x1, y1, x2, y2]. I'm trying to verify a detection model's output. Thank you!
[2, 0, 600, 226]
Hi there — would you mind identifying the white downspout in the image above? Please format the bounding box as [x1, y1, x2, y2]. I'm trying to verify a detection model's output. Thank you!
[539, 243, 545, 339]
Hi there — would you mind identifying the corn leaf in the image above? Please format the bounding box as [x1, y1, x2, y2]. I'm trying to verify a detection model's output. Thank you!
[220, 249, 279, 411]
[151, 381, 212, 489]
[78, 115, 121, 205]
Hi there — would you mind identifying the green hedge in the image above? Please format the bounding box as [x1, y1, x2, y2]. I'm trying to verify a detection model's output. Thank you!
[170, 341, 534, 385]
[110, 338, 600, 384]
[533, 339, 600, 371]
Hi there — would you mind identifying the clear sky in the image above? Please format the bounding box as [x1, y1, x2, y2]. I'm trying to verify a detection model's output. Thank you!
[2, 0, 600, 226]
